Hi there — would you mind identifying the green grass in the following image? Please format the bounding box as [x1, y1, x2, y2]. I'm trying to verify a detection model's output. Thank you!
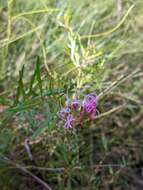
[0, 0, 143, 189]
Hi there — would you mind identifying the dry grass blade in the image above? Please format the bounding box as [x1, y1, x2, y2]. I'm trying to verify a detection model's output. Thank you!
[97, 68, 140, 100]
[95, 105, 125, 120]
[80, 4, 134, 39]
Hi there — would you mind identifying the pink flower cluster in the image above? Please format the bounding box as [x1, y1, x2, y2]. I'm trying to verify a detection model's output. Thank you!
[57, 94, 97, 129]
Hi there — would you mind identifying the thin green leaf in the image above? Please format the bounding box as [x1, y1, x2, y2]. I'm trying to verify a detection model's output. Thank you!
[14, 65, 26, 105]
[36, 56, 43, 97]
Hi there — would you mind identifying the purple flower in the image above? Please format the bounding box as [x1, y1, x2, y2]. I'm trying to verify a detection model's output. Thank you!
[82, 94, 97, 120]
[71, 99, 80, 110]
[57, 107, 70, 119]
[66, 99, 80, 110]
[64, 115, 75, 129]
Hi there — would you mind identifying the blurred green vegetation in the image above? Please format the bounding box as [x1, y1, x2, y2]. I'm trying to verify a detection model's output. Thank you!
[0, 0, 143, 189]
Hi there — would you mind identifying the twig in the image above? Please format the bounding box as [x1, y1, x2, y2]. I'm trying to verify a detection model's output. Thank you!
[24, 138, 33, 161]
[18, 166, 65, 172]
[0, 155, 52, 190]
[15, 163, 53, 190]
[95, 105, 125, 120]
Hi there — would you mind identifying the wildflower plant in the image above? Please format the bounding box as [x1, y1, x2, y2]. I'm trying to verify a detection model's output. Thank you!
[57, 94, 97, 129]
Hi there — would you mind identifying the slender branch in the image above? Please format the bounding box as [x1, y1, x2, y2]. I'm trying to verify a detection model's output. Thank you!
[15, 163, 53, 190]
[24, 138, 33, 161]
[0, 155, 52, 190]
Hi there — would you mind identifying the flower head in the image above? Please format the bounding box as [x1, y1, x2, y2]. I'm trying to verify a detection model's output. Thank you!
[66, 99, 80, 110]
[57, 93, 97, 129]
[57, 107, 70, 119]
[82, 94, 97, 120]
[64, 115, 75, 129]
[70, 99, 80, 110]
